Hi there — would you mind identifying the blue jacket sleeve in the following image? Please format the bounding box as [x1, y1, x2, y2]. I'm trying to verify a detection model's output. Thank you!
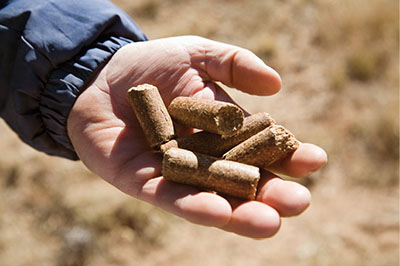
[0, 0, 147, 160]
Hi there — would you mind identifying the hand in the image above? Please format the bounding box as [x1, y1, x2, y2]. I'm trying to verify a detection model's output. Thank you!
[67, 36, 327, 238]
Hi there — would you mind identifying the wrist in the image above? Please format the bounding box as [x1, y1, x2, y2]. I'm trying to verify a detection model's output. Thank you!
[43, 37, 134, 159]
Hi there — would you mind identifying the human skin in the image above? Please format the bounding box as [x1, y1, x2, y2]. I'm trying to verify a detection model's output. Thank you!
[67, 36, 327, 238]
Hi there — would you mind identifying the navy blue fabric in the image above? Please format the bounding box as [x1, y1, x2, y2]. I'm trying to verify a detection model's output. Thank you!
[0, 0, 147, 160]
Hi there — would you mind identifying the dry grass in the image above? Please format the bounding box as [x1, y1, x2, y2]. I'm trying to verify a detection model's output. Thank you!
[0, 0, 398, 265]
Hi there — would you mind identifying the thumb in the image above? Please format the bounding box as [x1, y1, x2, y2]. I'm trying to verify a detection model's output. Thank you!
[191, 37, 282, 96]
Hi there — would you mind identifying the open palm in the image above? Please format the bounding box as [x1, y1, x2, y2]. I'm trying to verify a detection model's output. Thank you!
[67, 36, 327, 238]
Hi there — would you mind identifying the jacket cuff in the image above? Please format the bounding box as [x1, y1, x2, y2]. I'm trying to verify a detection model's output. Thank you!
[39, 36, 134, 160]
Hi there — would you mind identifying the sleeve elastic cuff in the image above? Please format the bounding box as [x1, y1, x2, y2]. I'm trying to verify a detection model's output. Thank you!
[39, 36, 135, 160]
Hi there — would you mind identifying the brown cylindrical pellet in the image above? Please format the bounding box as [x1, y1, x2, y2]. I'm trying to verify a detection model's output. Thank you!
[160, 112, 276, 157]
[162, 148, 260, 200]
[223, 124, 299, 169]
[127, 84, 175, 149]
[168, 97, 244, 135]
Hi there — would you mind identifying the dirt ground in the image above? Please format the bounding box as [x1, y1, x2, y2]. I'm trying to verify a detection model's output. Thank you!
[0, 0, 399, 265]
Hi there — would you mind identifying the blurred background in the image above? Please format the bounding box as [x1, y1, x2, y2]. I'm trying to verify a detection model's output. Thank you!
[0, 0, 398, 265]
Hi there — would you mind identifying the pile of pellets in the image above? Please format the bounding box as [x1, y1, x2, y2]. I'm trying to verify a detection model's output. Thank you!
[128, 84, 299, 200]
